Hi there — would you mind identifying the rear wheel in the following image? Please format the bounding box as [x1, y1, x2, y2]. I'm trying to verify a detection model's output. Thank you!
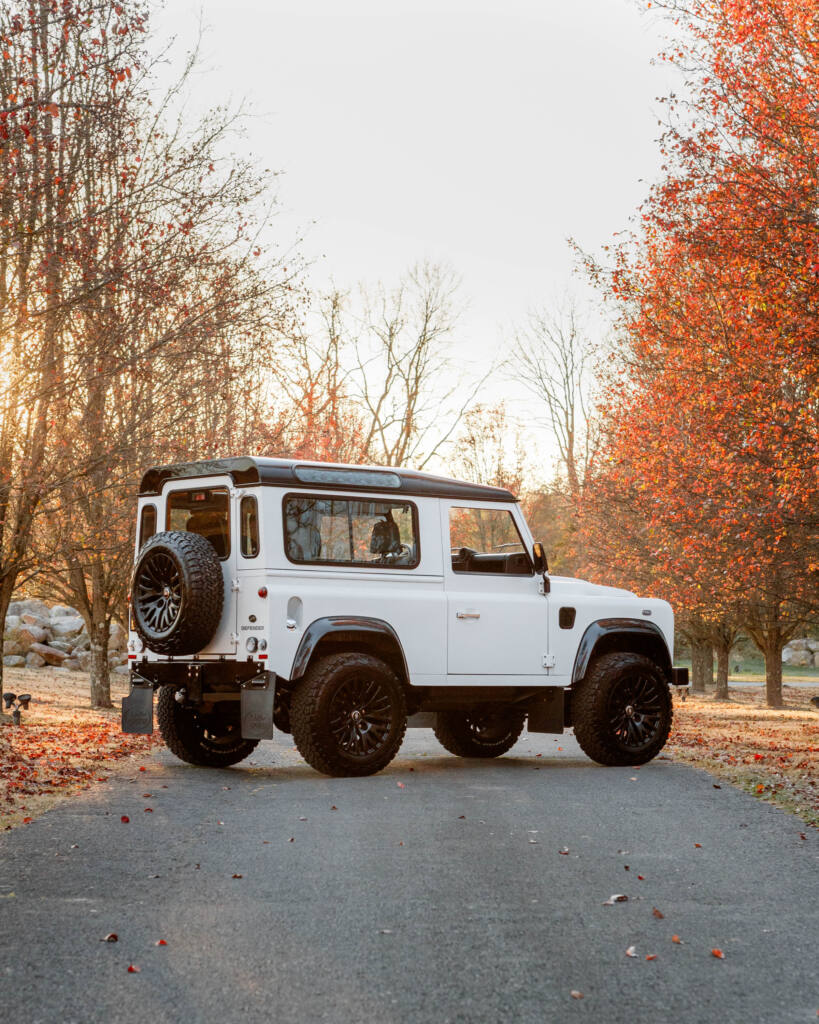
[156, 685, 258, 768]
[291, 652, 407, 777]
[434, 706, 525, 758]
[571, 652, 672, 766]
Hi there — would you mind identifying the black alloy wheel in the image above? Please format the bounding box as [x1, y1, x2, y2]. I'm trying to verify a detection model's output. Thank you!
[135, 550, 183, 634]
[291, 652, 407, 777]
[571, 651, 673, 766]
[156, 686, 259, 768]
[607, 673, 665, 752]
[328, 676, 393, 757]
[434, 705, 525, 758]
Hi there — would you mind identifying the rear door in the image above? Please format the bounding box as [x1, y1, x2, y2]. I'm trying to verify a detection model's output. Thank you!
[162, 476, 238, 656]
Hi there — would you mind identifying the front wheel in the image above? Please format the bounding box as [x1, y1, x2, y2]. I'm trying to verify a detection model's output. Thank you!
[571, 652, 672, 766]
[156, 686, 259, 768]
[433, 706, 525, 758]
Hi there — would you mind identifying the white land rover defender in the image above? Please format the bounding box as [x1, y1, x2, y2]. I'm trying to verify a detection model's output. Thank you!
[122, 457, 688, 776]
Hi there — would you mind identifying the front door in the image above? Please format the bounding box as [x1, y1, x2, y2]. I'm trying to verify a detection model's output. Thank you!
[442, 502, 548, 681]
[163, 476, 238, 656]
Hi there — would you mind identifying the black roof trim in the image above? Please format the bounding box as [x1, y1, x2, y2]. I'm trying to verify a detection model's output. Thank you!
[138, 457, 517, 503]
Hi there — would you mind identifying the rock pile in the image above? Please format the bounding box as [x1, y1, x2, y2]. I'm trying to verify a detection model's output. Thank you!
[2, 599, 129, 676]
[781, 637, 819, 668]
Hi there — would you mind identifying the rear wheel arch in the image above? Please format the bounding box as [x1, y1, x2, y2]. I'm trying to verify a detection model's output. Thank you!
[290, 616, 411, 690]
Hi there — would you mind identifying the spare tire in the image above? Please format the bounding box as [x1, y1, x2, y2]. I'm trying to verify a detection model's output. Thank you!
[131, 531, 224, 655]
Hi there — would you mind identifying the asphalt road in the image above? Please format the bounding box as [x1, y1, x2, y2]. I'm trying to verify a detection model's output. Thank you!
[1, 728, 816, 1024]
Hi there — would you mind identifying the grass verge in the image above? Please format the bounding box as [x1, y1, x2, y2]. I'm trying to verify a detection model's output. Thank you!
[0, 667, 158, 831]
[667, 686, 819, 827]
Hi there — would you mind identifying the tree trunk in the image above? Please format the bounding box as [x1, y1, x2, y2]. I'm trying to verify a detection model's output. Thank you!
[714, 640, 731, 700]
[0, 573, 17, 719]
[89, 619, 112, 709]
[762, 638, 784, 708]
[690, 637, 713, 693]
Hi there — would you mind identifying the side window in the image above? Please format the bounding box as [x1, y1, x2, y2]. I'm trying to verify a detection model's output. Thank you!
[283, 495, 419, 569]
[240, 495, 259, 558]
[166, 487, 230, 559]
[449, 507, 532, 575]
[138, 504, 156, 548]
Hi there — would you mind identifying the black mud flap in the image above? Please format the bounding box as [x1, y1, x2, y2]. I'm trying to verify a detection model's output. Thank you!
[241, 672, 276, 740]
[122, 683, 154, 735]
[527, 687, 565, 734]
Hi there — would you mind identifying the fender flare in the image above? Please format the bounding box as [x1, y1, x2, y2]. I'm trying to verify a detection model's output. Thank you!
[571, 618, 672, 684]
[289, 616, 410, 683]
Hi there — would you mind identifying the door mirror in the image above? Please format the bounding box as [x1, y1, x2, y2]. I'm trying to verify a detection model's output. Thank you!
[532, 542, 548, 575]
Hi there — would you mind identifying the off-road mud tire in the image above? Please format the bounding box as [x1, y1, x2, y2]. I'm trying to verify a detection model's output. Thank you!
[291, 652, 407, 777]
[433, 706, 525, 758]
[156, 685, 258, 768]
[131, 531, 223, 656]
[571, 651, 672, 766]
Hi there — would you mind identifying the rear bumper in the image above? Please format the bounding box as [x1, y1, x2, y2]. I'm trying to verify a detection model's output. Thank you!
[670, 667, 689, 687]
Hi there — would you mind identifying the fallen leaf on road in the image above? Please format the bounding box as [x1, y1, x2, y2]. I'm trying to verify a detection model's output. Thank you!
[712, 948, 725, 959]
[155, 940, 167, 946]
[458, 815, 466, 819]
[144, 808, 153, 813]
[101, 933, 118, 943]
[139, 767, 147, 772]
[645, 954, 657, 961]
[231, 874, 243, 879]
[755, 784, 764, 793]
[330, 805, 337, 810]
[652, 907, 664, 919]
[570, 990, 583, 999]
[127, 965, 140, 973]
[396, 782, 405, 789]
[379, 929, 393, 934]
[298, 816, 307, 821]
[22, 817, 32, 824]
[800, 833, 807, 840]
[288, 837, 294, 843]
[625, 946, 638, 958]
[637, 875, 645, 880]
[713, 784, 721, 789]
[120, 816, 129, 823]
[602, 894, 628, 906]
[672, 935, 682, 944]
[559, 847, 569, 855]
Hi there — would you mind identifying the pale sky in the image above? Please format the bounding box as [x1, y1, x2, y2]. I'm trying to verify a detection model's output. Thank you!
[154, 0, 678, 472]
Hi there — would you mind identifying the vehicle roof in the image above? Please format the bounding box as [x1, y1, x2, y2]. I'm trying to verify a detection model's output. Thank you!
[138, 456, 517, 503]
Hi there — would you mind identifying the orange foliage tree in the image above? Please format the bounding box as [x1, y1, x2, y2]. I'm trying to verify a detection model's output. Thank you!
[579, 0, 819, 707]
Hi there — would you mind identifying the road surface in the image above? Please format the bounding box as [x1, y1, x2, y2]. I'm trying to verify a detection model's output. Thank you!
[0, 728, 816, 1023]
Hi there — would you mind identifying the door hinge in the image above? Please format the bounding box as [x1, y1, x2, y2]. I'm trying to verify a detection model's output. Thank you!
[537, 578, 547, 595]
[229, 632, 240, 646]
[542, 654, 556, 669]
[231, 578, 240, 593]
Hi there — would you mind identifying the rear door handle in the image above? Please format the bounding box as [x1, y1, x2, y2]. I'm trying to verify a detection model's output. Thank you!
[456, 610, 480, 620]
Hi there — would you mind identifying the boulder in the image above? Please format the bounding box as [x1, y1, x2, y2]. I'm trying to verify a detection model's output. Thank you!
[806, 640, 819, 653]
[9, 598, 50, 620]
[72, 632, 91, 652]
[50, 604, 80, 619]
[788, 638, 810, 651]
[108, 621, 128, 653]
[20, 612, 49, 629]
[29, 642, 69, 666]
[25, 651, 46, 668]
[4, 640, 23, 656]
[2, 655, 25, 668]
[63, 658, 81, 672]
[783, 648, 813, 667]
[75, 651, 92, 672]
[47, 639, 74, 654]
[18, 625, 49, 648]
[3, 614, 21, 636]
[51, 616, 84, 638]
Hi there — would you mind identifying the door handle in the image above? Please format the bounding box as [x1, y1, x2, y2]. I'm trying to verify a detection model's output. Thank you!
[456, 610, 480, 620]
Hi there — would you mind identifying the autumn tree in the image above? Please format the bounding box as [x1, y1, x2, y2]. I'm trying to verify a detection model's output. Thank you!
[580, 0, 819, 706]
